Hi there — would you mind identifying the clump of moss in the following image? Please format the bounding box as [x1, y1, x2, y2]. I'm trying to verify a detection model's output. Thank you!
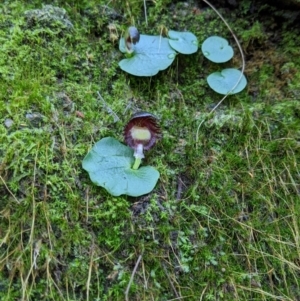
[24, 5, 73, 31]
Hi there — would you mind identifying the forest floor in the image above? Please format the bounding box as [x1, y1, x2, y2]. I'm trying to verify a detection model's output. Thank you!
[0, 0, 300, 300]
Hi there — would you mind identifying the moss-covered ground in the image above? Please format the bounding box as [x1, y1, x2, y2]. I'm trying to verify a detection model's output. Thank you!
[0, 0, 300, 300]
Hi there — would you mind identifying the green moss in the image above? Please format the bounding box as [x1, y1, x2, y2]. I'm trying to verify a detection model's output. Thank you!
[0, 1, 300, 300]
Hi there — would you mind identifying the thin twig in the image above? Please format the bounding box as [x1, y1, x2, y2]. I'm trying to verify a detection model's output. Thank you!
[33, 240, 42, 269]
[176, 176, 184, 201]
[85, 187, 89, 224]
[0, 175, 20, 204]
[22, 146, 39, 300]
[97, 91, 120, 122]
[162, 264, 181, 299]
[143, 0, 148, 26]
[141, 259, 148, 289]
[199, 284, 208, 301]
[86, 244, 95, 301]
[125, 254, 143, 301]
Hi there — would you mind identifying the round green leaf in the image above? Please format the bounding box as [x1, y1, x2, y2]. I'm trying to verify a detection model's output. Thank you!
[168, 30, 198, 54]
[207, 68, 247, 95]
[119, 35, 176, 76]
[82, 137, 160, 197]
[201, 36, 234, 63]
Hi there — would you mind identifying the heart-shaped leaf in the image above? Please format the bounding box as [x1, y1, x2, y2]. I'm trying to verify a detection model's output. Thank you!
[119, 35, 176, 76]
[207, 68, 247, 95]
[168, 30, 198, 54]
[82, 137, 160, 197]
[201, 36, 234, 63]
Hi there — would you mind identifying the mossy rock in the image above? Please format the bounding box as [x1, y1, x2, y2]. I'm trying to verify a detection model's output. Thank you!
[24, 5, 73, 31]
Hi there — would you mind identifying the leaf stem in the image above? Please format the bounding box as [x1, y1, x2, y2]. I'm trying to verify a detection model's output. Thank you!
[132, 157, 142, 170]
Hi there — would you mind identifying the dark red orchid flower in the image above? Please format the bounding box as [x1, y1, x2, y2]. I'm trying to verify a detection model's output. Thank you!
[125, 26, 140, 53]
[124, 112, 161, 159]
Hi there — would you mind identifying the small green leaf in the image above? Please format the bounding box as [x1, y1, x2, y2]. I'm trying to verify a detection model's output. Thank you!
[207, 68, 247, 95]
[82, 137, 160, 197]
[119, 35, 176, 76]
[201, 36, 234, 63]
[168, 30, 198, 54]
